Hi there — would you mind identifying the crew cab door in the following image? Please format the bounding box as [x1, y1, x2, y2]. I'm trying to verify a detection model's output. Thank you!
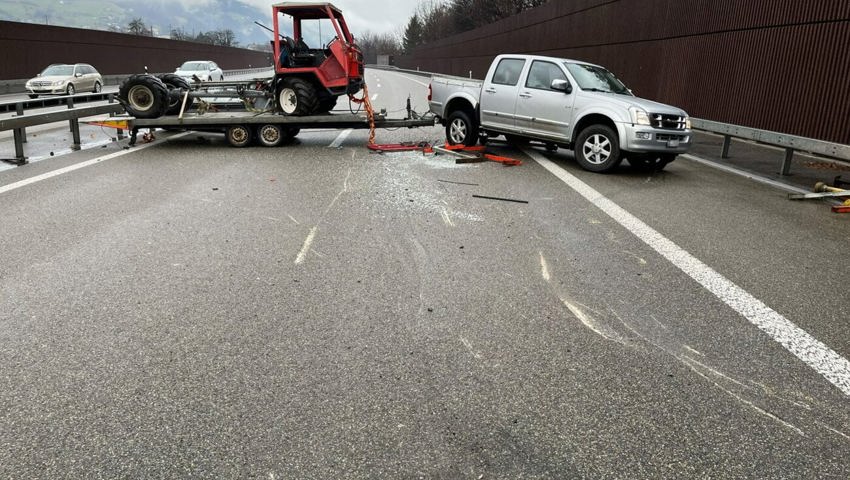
[514, 60, 574, 141]
[480, 57, 527, 132]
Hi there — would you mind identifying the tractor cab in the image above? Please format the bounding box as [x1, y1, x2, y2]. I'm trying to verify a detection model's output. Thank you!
[272, 2, 364, 114]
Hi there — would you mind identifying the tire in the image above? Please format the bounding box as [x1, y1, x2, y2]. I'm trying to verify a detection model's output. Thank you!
[316, 96, 338, 114]
[93, 81, 102, 93]
[28, 94, 38, 99]
[574, 125, 622, 173]
[220, 75, 224, 81]
[66, 84, 75, 95]
[226, 125, 252, 147]
[255, 124, 285, 147]
[628, 153, 676, 172]
[445, 110, 478, 146]
[278, 77, 318, 116]
[118, 74, 168, 119]
[157, 73, 194, 115]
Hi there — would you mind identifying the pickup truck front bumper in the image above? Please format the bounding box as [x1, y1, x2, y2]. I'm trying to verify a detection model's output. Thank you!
[621, 123, 692, 154]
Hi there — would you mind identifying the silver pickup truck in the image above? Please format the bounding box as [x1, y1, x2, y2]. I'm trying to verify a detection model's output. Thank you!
[428, 54, 692, 172]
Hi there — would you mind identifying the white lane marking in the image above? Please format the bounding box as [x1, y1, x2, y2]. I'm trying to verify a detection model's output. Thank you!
[460, 337, 482, 359]
[681, 154, 809, 194]
[526, 148, 850, 396]
[439, 207, 455, 227]
[295, 226, 318, 265]
[376, 70, 430, 87]
[0, 132, 191, 195]
[539, 252, 551, 282]
[287, 214, 300, 225]
[370, 93, 378, 101]
[329, 128, 352, 148]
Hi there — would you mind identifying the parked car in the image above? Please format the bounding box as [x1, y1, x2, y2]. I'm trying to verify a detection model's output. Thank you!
[25, 63, 103, 98]
[175, 60, 224, 82]
[429, 54, 692, 172]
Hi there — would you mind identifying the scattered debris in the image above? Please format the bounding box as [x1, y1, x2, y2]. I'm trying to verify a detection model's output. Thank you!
[437, 179, 480, 186]
[472, 194, 528, 204]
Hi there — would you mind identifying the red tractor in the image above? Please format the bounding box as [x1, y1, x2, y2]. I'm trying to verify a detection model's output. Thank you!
[272, 2, 364, 115]
[117, 2, 363, 119]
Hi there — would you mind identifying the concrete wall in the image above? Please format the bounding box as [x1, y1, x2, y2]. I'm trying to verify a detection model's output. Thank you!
[1, 20, 272, 83]
[399, 0, 850, 145]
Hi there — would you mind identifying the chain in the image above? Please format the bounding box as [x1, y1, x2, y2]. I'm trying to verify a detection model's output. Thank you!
[348, 82, 376, 145]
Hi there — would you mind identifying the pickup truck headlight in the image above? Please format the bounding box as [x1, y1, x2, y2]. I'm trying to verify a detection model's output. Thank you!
[630, 107, 651, 126]
[685, 117, 692, 129]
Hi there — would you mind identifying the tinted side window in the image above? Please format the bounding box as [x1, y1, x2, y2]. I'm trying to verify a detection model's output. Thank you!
[525, 61, 567, 90]
[491, 58, 526, 86]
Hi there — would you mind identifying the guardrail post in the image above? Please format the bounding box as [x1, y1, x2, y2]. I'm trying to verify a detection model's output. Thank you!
[67, 96, 75, 133]
[721, 135, 731, 158]
[106, 93, 125, 139]
[12, 128, 28, 165]
[780, 148, 794, 175]
[66, 97, 81, 149]
[15, 102, 26, 143]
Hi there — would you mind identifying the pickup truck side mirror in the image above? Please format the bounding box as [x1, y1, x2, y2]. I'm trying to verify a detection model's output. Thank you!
[551, 79, 572, 94]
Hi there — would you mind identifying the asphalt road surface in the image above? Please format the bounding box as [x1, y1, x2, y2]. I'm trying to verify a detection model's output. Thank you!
[1, 69, 848, 478]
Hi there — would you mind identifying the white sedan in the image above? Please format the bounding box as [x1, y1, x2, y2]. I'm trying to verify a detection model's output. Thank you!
[174, 60, 224, 82]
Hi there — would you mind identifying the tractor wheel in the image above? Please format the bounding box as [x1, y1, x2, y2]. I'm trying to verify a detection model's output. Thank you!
[315, 96, 338, 114]
[226, 125, 252, 147]
[574, 125, 622, 173]
[118, 74, 168, 119]
[278, 78, 318, 116]
[256, 124, 285, 147]
[158, 73, 194, 115]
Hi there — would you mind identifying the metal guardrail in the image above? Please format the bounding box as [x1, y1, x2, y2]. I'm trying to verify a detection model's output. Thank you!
[691, 119, 850, 175]
[1, 99, 125, 165]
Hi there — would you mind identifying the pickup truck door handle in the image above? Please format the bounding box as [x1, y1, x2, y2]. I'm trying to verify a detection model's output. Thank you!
[519, 92, 533, 98]
[484, 88, 497, 94]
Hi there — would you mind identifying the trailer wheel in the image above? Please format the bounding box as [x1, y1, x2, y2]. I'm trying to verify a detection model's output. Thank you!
[226, 125, 252, 148]
[158, 73, 194, 115]
[118, 74, 168, 119]
[278, 78, 317, 116]
[574, 125, 622, 173]
[445, 110, 479, 146]
[256, 124, 285, 147]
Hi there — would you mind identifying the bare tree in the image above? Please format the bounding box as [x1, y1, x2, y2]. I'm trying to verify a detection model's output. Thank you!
[127, 17, 148, 36]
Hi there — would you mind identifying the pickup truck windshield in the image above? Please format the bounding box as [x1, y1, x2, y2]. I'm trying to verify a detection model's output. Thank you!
[564, 62, 631, 95]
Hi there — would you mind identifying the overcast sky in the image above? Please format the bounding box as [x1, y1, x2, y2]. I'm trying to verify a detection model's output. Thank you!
[243, 0, 422, 37]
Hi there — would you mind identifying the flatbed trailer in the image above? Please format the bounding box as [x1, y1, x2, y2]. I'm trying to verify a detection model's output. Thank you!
[106, 110, 435, 147]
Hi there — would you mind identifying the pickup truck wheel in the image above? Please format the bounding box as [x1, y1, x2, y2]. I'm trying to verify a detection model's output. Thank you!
[226, 125, 252, 147]
[446, 110, 478, 146]
[575, 125, 622, 172]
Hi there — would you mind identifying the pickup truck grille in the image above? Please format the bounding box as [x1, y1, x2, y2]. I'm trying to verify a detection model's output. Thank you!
[652, 114, 687, 130]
